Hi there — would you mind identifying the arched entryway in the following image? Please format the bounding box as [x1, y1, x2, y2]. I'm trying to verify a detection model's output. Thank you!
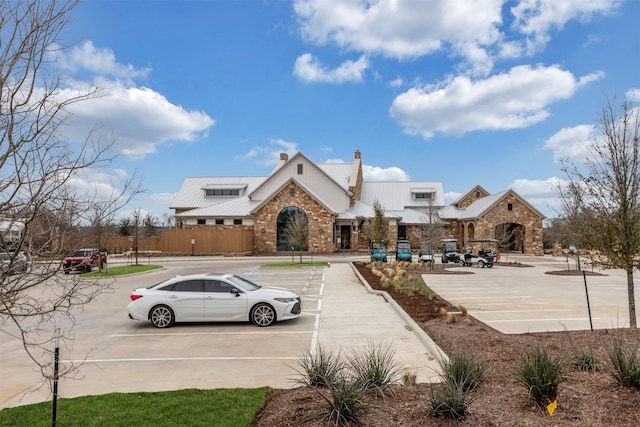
[276, 206, 308, 251]
[495, 222, 525, 253]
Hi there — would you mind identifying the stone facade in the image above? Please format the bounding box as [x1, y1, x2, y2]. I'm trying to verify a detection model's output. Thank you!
[451, 193, 544, 255]
[253, 181, 335, 254]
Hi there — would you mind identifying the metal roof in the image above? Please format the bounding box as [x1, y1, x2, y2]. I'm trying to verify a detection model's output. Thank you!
[360, 181, 445, 210]
[170, 176, 266, 209]
[174, 197, 260, 217]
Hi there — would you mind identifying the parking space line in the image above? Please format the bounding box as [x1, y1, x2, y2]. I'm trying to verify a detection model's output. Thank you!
[64, 356, 299, 363]
[111, 331, 313, 337]
[485, 317, 600, 323]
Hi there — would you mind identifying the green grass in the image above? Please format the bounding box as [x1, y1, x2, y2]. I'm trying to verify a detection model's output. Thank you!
[81, 264, 163, 277]
[0, 388, 267, 427]
[260, 262, 330, 268]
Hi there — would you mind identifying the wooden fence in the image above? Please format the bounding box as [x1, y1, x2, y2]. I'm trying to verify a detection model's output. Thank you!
[102, 228, 254, 255]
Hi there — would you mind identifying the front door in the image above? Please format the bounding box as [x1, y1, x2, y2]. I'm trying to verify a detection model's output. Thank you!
[340, 225, 351, 250]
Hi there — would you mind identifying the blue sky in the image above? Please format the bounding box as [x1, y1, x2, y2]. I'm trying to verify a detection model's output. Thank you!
[56, 0, 639, 223]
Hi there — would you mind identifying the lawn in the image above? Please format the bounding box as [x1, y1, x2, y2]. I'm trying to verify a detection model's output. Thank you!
[0, 388, 267, 427]
[81, 264, 163, 277]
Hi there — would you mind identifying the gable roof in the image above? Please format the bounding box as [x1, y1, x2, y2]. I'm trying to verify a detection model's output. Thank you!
[458, 189, 546, 220]
[451, 185, 489, 206]
[250, 177, 339, 215]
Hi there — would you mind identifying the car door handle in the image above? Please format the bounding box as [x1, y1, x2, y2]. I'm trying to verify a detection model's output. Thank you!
[168, 295, 178, 299]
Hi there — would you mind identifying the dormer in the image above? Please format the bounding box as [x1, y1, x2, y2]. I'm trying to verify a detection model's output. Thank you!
[202, 184, 248, 197]
[410, 188, 436, 201]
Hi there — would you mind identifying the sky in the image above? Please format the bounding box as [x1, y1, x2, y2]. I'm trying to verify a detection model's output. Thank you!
[53, 0, 640, 223]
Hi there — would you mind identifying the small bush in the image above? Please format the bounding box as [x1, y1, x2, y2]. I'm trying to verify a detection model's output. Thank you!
[608, 335, 640, 388]
[380, 276, 391, 288]
[291, 346, 344, 388]
[314, 374, 368, 426]
[348, 341, 405, 396]
[514, 346, 564, 408]
[571, 347, 600, 372]
[402, 370, 417, 386]
[429, 382, 472, 419]
[440, 351, 485, 393]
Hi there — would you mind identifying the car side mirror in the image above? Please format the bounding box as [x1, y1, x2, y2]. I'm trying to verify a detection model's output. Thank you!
[230, 288, 241, 297]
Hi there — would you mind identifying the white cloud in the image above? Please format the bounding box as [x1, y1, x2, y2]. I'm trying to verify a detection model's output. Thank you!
[62, 85, 214, 160]
[293, 53, 369, 83]
[544, 124, 596, 162]
[388, 77, 404, 88]
[389, 65, 603, 139]
[52, 41, 215, 160]
[57, 41, 151, 84]
[510, 0, 619, 55]
[293, 0, 618, 78]
[626, 88, 640, 103]
[294, 0, 502, 62]
[239, 139, 299, 166]
[444, 191, 461, 205]
[509, 177, 567, 217]
[362, 164, 410, 181]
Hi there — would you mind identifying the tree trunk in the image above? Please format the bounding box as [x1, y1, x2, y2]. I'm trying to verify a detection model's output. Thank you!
[627, 269, 637, 331]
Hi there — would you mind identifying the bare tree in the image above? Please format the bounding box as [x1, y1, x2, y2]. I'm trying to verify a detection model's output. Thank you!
[0, 0, 143, 390]
[282, 209, 308, 263]
[559, 97, 640, 331]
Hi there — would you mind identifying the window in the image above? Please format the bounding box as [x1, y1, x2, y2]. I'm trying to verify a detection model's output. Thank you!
[398, 225, 407, 240]
[297, 163, 303, 174]
[290, 187, 295, 197]
[197, 219, 206, 225]
[205, 189, 240, 196]
[204, 280, 235, 293]
[507, 203, 513, 211]
[173, 280, 203, 292]
[215, 219, 224, 225]
[233, 219, 242, 225]
[475, 191, 481, 199]
[414, 192, 433, 199]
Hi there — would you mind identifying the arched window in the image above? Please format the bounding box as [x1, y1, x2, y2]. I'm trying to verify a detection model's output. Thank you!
[276, 206, 308, 251]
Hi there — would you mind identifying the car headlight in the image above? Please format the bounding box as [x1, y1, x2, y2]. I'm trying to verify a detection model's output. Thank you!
[274, 297, 296, 303]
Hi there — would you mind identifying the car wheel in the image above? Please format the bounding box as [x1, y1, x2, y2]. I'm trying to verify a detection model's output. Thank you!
[459, 259, 465, 266]
[64, 270, 69, 275]
[150, 305, 174, 328]
[476, 260, 485, 268]
[251, 303, 276, 327]
[487, 263, 493, 268]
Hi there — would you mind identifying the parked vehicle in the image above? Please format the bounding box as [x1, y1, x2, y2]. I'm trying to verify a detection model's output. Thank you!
[370, 243, 388, 263]
[127, 273, 302, 328]
[395, 239, 412, 262]
[459, 239, 499, 268]
[418, 242, 434, 264]
[0, 251, 28, 275]
[63, 248, 107, 274]
[441, 239, 460, 264]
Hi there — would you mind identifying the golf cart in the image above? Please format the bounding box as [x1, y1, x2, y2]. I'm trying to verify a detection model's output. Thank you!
[440, 239, 461, 264]
[395, 239, 412, 263]
[418, 241, 434, 264]
[370, 243, 388, 263]
[460, 239, 499, 268]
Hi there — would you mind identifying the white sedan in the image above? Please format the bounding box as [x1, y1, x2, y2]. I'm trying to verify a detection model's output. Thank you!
[127, 273, 301, 328]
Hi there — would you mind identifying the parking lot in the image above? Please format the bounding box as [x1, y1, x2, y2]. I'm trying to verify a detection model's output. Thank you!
[1, 257, 440, 409]
[426, 256, 639, 334]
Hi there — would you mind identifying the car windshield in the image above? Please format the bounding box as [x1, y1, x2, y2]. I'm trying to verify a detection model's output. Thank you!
[397, 242, 411, 250]
[443, 241, 457, 252]
[72, 250, 91, 257]
[226, 275, 261, 291]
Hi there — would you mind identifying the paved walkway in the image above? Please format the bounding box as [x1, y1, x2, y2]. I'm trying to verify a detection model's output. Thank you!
[319, 263, 444, 383]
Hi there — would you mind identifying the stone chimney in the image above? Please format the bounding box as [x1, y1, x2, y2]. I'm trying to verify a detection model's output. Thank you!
[354, 150, 361, 159]
[280, 153, 289, 161]
[271, 152, 289, 175]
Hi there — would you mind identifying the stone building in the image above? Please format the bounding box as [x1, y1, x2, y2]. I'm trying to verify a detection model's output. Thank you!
[170, 151, 544, 255]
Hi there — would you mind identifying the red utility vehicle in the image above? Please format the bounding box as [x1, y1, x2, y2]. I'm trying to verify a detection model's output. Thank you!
[63, 248, 107, 274]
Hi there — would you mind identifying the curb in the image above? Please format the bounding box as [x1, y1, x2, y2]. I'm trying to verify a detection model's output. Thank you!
[349, 262, 448, 364]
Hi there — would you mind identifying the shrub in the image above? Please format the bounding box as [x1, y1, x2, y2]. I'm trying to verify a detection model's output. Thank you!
[440, 351, 485, 393]
[313, 374, 368, 426]
[608, 335, 640, 388]
[571, 347, 600, 372]
[402, 370, 417, 386]
[291, 346, 344, 388]
[514, 346, 564, 408]
[429, 382, 472, 419]
[348, 341, 405, 396]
